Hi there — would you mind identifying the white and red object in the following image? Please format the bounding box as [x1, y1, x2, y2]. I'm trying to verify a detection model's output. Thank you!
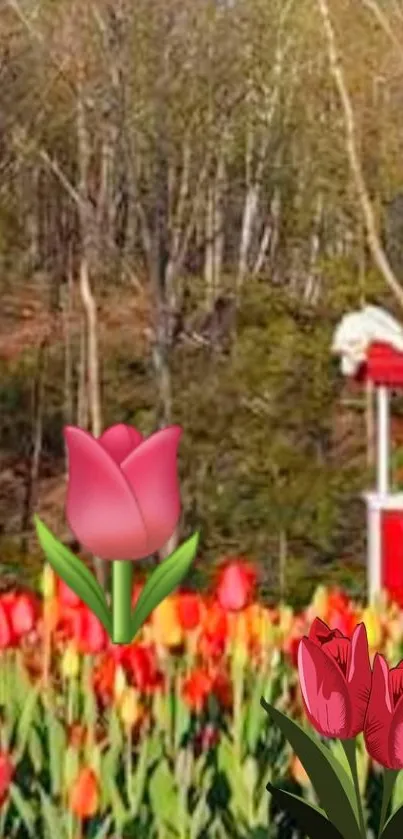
[332, 307, 403, 606]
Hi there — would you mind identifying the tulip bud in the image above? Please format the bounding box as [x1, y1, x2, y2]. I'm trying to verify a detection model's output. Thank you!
[290, 755, 310, 788]
[118, 688, 143, 729]
[113, 665, 127, 701]
[151, 597, 183, 648]
[361, 606, 382, 650]
[69, 766, 100, 819]
[61, 643, 80, 679]
[311, 585, 328, 618]
[232, 640, 248, 669]
[42, 565, 56, 600]
[0, 752, 13, 804]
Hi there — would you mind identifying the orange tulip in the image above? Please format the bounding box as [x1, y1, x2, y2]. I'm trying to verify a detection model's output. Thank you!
[290, 755, 310, 787]
[69, 766, 99, 819]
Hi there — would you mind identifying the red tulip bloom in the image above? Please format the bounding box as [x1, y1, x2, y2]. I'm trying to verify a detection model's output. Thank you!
[0, 752, 13, 805]
[198, 600, 228, 659]
[64, 423, 182, 560]
[124, 644, 163, 693]
[0, 602, 12, 649]
[194, 724, 220, 755]
[58, 580, 82, 608]
[298, 618, 371, 739]
[364, 655, 403, 769]
[93, 655, 116, 703]
[216, 559, 256, 611]
[182, 668, 213, 712]
[176, 592, 202, 630]
[4, 592, 37, 638]
[72, 607, 107, 655]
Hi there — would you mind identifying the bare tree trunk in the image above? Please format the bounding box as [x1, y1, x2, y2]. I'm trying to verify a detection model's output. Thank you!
[76, 73, 106, 588]
[77, 316, 88, 429]
[316, 0, 403, 309]
[62, 253, 74, 428]
[204, 180, 215, 307]
[304, 191, 324, 303]
[279, 528, 287, 600]
[236, 30, 288, 290]
[213, 151, 226, 294]
[252, 186, 282, 277]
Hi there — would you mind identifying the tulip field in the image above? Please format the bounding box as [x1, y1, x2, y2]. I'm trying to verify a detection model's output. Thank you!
[0, 563, 401, 839]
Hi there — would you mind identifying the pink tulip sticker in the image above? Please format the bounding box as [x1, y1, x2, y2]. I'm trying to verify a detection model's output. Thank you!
[34, 423, 199, 644]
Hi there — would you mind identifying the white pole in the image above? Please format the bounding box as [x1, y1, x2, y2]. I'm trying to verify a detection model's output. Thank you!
[367, 496, 381, 604]
[368, 386, 390, 603]
[377, 386, 390, 495]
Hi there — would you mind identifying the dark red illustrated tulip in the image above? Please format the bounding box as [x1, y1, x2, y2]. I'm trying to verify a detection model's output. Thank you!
[64, 423, 182, 560]
[364, 654, 403, 769]
[298, 617, 371, 738]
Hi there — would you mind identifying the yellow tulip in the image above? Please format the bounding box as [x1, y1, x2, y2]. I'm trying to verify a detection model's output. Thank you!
[151, 596, 183, 648]
[118, 688, 143, 729]
[42, 565, 56, 600]
[311, 585, 329, 619]
[361, 606, 382, 650]
[113, 665, 127, 702]
[61, 643, 80, 679]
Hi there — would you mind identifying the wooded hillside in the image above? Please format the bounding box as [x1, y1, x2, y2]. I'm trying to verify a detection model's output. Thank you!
[2, 0, 403, 604]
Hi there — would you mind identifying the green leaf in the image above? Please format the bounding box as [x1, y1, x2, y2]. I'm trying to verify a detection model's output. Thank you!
[267, 784, 345, 839]
[149, 759, 179, 827]
[14, 684, 41, 761]
[34, 516, 111, 634]
[46, 709, 67, 798]
[39, 789, 64, 838]
[260, 699, 361, 839]
[94, 817, 113, 839]
[9, 785, 36, 836]
[244, 670, 268, 753]
[381, 803, 403, 839]
[392, 769, 403, 812]
[130, 532, 199, 639]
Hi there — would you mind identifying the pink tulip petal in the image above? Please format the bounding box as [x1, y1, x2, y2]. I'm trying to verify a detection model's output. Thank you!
[389, 689, 403, 769]
[347, 623, 372, 735]
[298, 637, 351, 738]
[390, 665, 403, 705]
[121, 425, 182, 554]
[64, 426, 148, 560]
[99, 424, 143, 464]
[309, 617, 344, 647]
[309, 617, 332, 644]
[364, 655, 393, 767]
[321, 636, 351, 673]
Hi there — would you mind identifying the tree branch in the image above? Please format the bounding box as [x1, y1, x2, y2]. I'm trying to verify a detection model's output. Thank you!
[315, 0, 403, 309]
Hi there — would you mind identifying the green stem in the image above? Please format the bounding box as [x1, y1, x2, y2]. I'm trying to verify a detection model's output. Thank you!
[111, 560, 133, 644]
[378, 768, 399, 837]
[341, 738, 366, 839]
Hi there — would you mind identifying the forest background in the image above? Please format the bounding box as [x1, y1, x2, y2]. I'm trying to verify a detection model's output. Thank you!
[2, 0, 403, 607]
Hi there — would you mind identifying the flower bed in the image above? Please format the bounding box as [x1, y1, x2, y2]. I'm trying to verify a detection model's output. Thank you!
[0, 560, 401, 838]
